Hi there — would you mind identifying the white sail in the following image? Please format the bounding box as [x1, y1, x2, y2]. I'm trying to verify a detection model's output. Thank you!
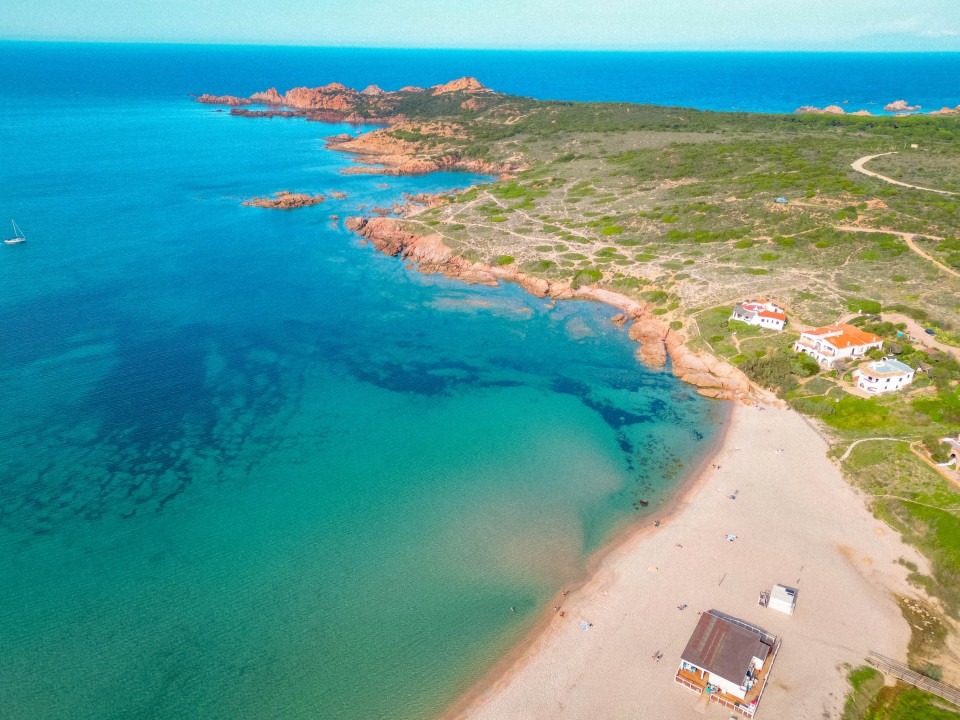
[5, 219, 26, 244]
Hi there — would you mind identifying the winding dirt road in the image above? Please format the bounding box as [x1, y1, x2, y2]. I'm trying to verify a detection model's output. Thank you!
[851, 152, 959, 196]
[835, 225, 960, 279]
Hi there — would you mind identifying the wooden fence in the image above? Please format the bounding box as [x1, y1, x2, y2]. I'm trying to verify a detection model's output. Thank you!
[867, 651, 960, 707]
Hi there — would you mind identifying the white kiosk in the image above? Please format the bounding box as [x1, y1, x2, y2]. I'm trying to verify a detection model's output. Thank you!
[768, 585, 798, 616]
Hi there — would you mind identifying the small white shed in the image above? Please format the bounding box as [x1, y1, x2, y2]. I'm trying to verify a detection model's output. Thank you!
[769, 584, 798, 616]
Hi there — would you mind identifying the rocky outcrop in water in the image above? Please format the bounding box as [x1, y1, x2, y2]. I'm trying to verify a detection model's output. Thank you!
[345, 217, 761, 402]
[242, 191, 326, 209]
[795, 105, 847, 115]
[884, 99, 921, 112]
[196, 94, 252, 106]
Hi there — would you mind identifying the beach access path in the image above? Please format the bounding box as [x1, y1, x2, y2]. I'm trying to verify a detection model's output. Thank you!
[451, 404, 925, 720]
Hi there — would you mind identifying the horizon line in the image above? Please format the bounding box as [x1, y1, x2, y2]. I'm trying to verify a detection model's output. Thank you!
[3, 38, 960, 53]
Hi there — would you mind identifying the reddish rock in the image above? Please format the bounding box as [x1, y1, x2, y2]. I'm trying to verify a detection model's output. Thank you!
[342, 217, 763, 402]
[250, 87, 283, 104]
[884, 99, 921, 112]
[431, 77, 487, 96]
[282, 86, 354, 111]
[242, 191, 325, 209]
[361, 84, 385, 96]
[196, 94, 251, 106]
[795, 105, 846, 115]
[610, 313, 628, 327]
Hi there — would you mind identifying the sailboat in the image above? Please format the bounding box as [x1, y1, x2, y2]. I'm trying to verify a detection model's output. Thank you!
[5, 220, 26, 244]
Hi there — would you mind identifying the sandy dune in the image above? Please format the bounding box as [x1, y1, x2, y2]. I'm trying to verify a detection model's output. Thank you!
[451, 404, 925, 720]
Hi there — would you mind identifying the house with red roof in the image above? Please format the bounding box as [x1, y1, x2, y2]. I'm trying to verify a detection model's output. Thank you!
[730, 301, 787, 331]
[793, 323, 883, 368]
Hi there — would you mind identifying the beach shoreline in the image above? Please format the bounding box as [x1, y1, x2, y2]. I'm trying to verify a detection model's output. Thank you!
[439, 400, 735, 720]
[445, 402, 926, 720]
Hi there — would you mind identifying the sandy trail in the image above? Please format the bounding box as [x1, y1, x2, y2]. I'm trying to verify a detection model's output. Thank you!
[450, 404, 925, 720]
[851, 152, 959, 196]
[835, 224, 960, 279]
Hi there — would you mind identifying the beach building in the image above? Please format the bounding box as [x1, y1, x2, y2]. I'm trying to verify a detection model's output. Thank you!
[853, 357, 915, 394]
[675, 609, 780, 717]
[768, 585, 798, 616]
[730, 301, 787, 331]
[793, 324, 883, 368]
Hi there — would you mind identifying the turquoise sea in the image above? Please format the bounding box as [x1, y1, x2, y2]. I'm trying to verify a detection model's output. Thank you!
[3, 44, 955, 720]
[0, 44, 729, 720]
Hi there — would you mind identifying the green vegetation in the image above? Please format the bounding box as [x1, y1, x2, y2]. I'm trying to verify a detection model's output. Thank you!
[358, 88, 960, 668]
[842, 666, 885, 720]
[841, 665, 960, 720]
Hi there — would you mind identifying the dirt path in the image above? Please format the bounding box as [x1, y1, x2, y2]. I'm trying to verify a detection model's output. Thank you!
[851, 152, 959, 197]
[835, 225, 960, 279]
[839, 437, 915, 462]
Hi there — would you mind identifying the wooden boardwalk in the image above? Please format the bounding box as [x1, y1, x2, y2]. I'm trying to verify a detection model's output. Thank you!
[868, 651, 960, 707]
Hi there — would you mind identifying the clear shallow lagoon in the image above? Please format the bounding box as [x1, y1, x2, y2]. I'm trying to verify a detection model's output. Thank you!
[0, 44, 725, 719]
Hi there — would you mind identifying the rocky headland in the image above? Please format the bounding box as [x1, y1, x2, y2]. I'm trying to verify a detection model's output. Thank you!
[344, 216, 761, 403]
[324, 129, 519, 176]
[197, 76, 494, 126]
[199, 77, 520, 176]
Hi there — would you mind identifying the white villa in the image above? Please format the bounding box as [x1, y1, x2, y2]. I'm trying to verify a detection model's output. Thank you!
[730, 300, 787, 331]
[853, 357, 915, 394]
[675, 610, 780, 717]
[793, 324, 883, 368]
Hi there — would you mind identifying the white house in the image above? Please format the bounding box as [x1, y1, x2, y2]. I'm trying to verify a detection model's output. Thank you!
[730, 300, 787, 331]
[853, 357, 915, 394]
[675, 609, 778, 716]
[793, 324, 883, 368]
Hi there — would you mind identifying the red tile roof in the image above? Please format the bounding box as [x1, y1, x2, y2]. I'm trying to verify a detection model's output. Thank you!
[805, 324, 881, 349]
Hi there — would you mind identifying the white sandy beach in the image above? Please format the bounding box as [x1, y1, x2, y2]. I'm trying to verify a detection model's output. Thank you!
[451, 403, 926, 720]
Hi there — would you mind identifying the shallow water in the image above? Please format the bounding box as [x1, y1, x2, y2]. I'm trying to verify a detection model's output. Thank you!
[0, 46, 723, 719]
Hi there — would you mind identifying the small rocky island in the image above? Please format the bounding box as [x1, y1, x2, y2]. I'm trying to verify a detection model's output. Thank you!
[241, 191, 326, 209]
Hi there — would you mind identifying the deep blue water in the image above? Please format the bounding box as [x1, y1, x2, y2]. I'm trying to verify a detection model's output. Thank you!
[0, 43, 956, 720]
[3, 42, 960, 113]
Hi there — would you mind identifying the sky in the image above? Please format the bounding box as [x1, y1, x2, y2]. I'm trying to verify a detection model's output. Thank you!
[2, 0, 960, 50]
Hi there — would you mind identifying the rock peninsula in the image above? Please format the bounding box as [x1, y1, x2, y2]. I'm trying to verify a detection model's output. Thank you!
[344, 216, 760, 403]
